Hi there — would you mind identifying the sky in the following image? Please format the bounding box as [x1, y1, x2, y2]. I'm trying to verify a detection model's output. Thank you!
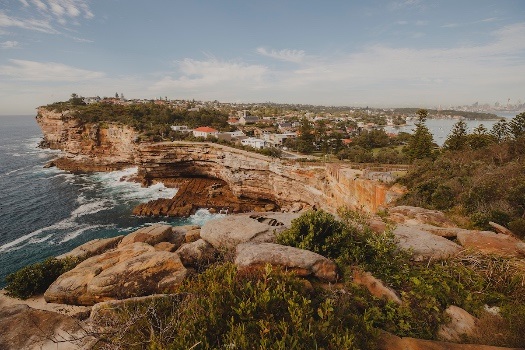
[0, 0, 524, 115]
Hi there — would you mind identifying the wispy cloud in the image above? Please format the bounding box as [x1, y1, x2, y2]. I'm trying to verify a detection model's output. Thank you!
[150, 58, 267, 91]
[1, 40, 19, 48]
[0, 11, 58, 34]
[256, 47, 306, 63]
[0, 59, 104, 81]
[0, 1, 93, 36]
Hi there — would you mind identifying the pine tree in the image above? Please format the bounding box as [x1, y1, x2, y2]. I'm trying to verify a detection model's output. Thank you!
[405, 109, 434, 161]
[509, 112, 525, 140]
[491, 119, 510, 142]
[443, 120, 468, 151]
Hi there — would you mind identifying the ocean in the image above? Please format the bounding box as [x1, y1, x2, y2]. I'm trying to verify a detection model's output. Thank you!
[0, 112, 518, 287]
[0, 115, 222, 287]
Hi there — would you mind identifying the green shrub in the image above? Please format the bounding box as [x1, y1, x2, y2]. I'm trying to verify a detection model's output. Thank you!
[509, 218, 525, 238]
[5, 257, 81, 299]
[94, 263, 379, 350]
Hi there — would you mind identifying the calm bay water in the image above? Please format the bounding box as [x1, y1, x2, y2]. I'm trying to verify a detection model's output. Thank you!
[384, 111, 518, 146]
[0, 115, 222, 287]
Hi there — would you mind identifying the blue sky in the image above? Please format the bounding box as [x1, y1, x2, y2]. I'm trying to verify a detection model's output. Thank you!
[1, 0, 524, 114]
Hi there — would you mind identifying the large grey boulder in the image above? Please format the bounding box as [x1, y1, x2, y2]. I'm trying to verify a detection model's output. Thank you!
[57, 235, 124, 259]
[393, 225, 462, 261]
[45, 242, 188, 306]
[234, 242, 338, 282]
[176, 239, 217, 267]
[200, 212, 300, 250]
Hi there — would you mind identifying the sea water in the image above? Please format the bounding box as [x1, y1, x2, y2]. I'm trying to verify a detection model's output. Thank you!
[0, 115, 223, 287]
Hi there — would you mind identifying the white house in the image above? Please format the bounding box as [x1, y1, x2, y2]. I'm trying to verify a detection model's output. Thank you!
[241, 137, 266, 149]
[171, 125, 190, 132]
[193, 126, 219, 139]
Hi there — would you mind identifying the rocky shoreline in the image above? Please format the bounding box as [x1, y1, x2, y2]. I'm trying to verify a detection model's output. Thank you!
[1, 207, 524, 349]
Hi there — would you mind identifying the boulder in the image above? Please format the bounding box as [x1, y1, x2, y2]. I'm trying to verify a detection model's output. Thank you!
[393, 225, 462, 261]
[57, 235, 124, 259]
[0, 304, 94, 350]
[154, 241, 176, 252]
[489, 221, 517, 236]
[235, 243, 339, 282]
[200, 212, 300, 250]
[456, 231, 525, 258]
[352, 269, 402, 304]
[118, 224, 174, 248]
[184, 228, 202, 243]
[438, 305, 478, 342]
[176, 239, 217, 267]
[378, 331, 524, 350]
[389, 206, 456, 227]
[45, 242, 188, 306]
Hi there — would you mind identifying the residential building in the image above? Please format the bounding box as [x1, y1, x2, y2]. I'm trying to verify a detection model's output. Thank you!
[193, 126, 219, 139]
[241, 137, 266, 149]
[171, 125, 190, 132]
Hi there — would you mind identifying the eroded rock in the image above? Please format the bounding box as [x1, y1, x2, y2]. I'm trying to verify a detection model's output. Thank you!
[45, 242, 187, 306]
[200, 212, 300, 250]
[389, 206, 456, 227]
[393, 224, 462, 261]
[235, 242, 339, 282]
[57, 235, 124, 259]
[456, 231, 525, 258]
[118, 224, 174, 247]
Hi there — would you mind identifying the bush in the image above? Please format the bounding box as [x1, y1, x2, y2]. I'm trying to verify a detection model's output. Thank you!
[94, 263, 379, 350]
[5, 257, 81, 299]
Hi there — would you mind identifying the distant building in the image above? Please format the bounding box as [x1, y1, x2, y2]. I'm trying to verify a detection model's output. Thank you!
[193, 126, 219, 139]
[239, 110, 260, 125]
[241, 137, 266, 149]
[171, 125, 190, 132]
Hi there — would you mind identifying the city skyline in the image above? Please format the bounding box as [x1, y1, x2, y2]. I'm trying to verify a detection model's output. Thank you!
[1, 0, 524, 115]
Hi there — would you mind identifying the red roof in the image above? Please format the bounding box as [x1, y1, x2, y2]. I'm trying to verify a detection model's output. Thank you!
[194, 126, 218, 133]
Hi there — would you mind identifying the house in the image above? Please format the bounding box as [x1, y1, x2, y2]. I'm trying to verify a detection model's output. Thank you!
[171, 125, 190, 132]
[193, 126, 219, 139]
[241, 137, 267, 149]
[238, 110, 260, 125]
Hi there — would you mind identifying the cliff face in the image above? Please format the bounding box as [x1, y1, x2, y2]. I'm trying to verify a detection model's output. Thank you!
[36, 107, 404, 213]
[36, 107, 137, 170]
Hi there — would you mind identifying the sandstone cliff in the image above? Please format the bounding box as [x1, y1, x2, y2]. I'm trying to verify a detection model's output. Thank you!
[36, 107, 404, 214]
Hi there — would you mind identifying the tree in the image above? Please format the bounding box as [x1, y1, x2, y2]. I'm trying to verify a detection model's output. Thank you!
[509, 112, 525, 140]
[491, 119, 510, 142]
[467, 124, 494, 149]
[296, 117, 315, 154]
[405, 109, 434, 161]
[443, 120, 468, 151]
[69, 93, 84, 106]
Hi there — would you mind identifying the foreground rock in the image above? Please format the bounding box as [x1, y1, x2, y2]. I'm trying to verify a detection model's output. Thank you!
[176, 239, 217, 268]
[457, 230, 525, 258]
[438, 306, 478, 342]
[45, 242, 188, 306]
[118, 224, 178, 248]
[352, 269, 402, 304]
[201, 212, 300, 250]
[389, 206, 457, 227]
[378, 331, 524, 350]
[0, 304, 94, 349]
[57, 235, 124, 259]
[235, 242, 339, 282]
[393, 224, 462, 261]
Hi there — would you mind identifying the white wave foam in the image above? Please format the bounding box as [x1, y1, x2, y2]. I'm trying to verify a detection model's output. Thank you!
[188, 208, 226, 226]
[0, 165, 32, 177]
[59, 224, 112, 243]
[71, 200, 112, 217]
[90, 167, 178, 202]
